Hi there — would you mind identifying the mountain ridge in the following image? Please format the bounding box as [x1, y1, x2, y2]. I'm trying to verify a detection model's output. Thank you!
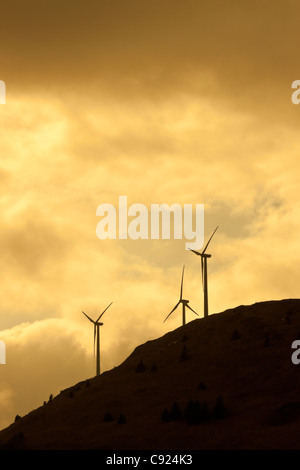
[1, 298, 300, 450]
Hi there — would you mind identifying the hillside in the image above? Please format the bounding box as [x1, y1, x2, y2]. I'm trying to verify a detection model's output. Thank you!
[1, 298, 300, 450]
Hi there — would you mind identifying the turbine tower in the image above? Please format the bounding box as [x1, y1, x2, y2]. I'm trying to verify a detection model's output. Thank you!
[164, 265, 198, 326]
[82, 302, 113, 376]
[189, 225, 218, 318]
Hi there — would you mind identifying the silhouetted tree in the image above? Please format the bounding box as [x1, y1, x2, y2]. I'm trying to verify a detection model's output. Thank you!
[117, 414, 127, 424]
[161, 408, 170, 422]
[184, 399, 212, 424]
[212, 395, 226, 419]
[179, 345, 188, 361]
[201, 401, 211, 422]
[193, 400, 203, 424]
[103, 412, 114, 422]
[284, 309, 292, 324]
[184, 399, 196, 424]
[170, 402, 183, 421]
[198, 381, 207, 390]
[231, 329, 240, 341]
[48, 394, 53, 402]
[135, 360, 146, 373]
[14, 415, 21, 422]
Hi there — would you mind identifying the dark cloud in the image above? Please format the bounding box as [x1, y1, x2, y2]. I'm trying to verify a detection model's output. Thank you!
[1, 0, 300, 123]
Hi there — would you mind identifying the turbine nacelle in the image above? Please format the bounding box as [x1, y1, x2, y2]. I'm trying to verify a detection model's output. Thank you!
[189, 250, 212, 258]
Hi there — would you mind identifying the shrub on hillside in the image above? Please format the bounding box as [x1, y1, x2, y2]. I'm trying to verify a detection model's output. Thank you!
[169, 402, 183, 421]
[179, 345, 188, 361]
[212, 395, 227, 419]
[161, 408, 170, 422]
[135, 360, 146, 373]
[162, 396, 227, 425]
[117, 414, 127, 424]
[231, 329, 241, 341]
[103, 412, 114, 422]
[198, 381, 207, 390]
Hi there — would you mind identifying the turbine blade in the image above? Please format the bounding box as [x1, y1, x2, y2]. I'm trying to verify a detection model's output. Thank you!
[186, 304, 199, 316]
[164, 301, 180, 323]
[188, 248, 201, 256]
[82, 311, 95, 324]
[202, 225, 219, 255]
[180, 266, 185, 301]
[97, 302, 113, 322]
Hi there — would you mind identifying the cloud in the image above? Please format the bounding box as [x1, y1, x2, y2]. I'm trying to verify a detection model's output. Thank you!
[0, 318, 91, 429]
[0, 386, 15, 430]
[0, 0, 299, 121]
[0, 0, 300, 432]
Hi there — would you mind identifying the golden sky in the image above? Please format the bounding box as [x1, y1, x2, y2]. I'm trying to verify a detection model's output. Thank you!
[0, 0, 300, 429]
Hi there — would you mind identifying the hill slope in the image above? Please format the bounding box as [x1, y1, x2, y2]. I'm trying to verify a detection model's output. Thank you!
[1, 299, 300, 450]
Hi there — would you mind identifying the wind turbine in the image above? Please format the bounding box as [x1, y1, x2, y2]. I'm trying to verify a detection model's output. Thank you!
[164, 265, 198, 326]
[82, 302, 113, 376]
[189, 225, 218, 318]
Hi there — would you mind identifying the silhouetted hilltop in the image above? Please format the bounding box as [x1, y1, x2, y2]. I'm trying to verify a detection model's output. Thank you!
[1, 298, 300, 450]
